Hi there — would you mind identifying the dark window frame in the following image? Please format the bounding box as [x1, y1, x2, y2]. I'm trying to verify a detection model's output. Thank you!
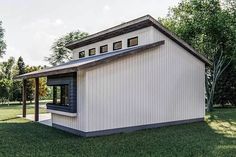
[127, 36, 138, 47]
[100, 45, 108, 53]
[113, 41, 122, 50]
[79, 51, 85, 58]
[89, 48, 96, 56]
[46, 73, 77, 113]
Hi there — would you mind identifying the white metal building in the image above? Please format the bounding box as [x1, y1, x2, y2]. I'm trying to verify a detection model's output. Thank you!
[16, 15, 211, 137]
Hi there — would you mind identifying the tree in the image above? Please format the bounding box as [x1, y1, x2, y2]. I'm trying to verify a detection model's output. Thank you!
[0, 79, 12, 104]
[0, 57, 15, 79]
[160, 0, 236, 111]
[46, 30, 88, 66]
[205, 52, 231, 111]
[213, 0, 236, 106]
[12, 57, 49, 102]
[214, 61, 236, 106]
[0, 57, 15, 103]
[0, 57, 15, 104]
[0, 21, 6, 57]
[11, 56, 26, 103]
[12, 79, 22, 103]
[0, 55, 49, 104]
[17, 56, 26, 75]
[26, 65, 48, 100]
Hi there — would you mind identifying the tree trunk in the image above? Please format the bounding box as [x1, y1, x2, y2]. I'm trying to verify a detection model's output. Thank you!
[206, 52, 231, 112]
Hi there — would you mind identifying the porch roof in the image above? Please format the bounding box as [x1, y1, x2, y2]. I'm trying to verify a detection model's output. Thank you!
[15, 40, 165, 80]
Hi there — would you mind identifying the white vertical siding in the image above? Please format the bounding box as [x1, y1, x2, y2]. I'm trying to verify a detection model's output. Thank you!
[85, 29, 205, 132]
[52, 26, 205, 133]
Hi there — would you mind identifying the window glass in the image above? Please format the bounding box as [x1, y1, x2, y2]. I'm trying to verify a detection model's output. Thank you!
[113, 41, 122, 50]
[100, 45, 108, 53]
[128, 37, 138, 47]
[50, 85, 69, 106]
[89, 48, 96, 56]
[79, 51, 85, 58]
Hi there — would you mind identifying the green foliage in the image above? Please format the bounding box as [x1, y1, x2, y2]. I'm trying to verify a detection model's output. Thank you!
[160, 0, 236, 110]
[25, 65, 48, 99]
[0, 57, 15, 79]
[17, 56, 25, 75]
[0, 56, 50, 103]
[214, 61, 236, 105]
[12, 80, 22, 102]
[10, 56, 26, 103]
[161, 0, 236, 59]
[0, 79, 12, 104]
[0, 21, 6, 58]
[0, 57, 15, 104]
[46, 30, 88, 66]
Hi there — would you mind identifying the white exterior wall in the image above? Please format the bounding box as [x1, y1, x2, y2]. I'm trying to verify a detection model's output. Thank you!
[85, 27, 205, 132]
[72, 27, 154, 59]
[51, 26, 205, 133]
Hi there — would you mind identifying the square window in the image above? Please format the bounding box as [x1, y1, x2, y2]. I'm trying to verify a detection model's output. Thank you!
[51, 85, 69, 106]
[113, 41, 122, 50]
[100, 45, 108, 53]
[79, 51, 85, 58]
[127, 37, 138, 47]
[46, 73, 77, 113]
[89, 48, 96, 56]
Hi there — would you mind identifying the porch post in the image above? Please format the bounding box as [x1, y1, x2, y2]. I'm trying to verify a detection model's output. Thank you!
[22, 79, 27, 118]
[35, 77, 39, 121]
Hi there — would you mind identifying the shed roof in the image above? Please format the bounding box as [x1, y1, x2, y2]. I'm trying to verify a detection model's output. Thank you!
[65, 15, 211, 66]
[15, 41, 165, 79]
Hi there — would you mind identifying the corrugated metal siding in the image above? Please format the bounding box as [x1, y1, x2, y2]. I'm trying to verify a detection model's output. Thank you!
[72, 27, 154, 59]
[85, 28, 205, 132]
[51, 71, 87, 131]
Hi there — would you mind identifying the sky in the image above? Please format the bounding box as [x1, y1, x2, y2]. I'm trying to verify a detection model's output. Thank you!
[0, 0, 180, 66]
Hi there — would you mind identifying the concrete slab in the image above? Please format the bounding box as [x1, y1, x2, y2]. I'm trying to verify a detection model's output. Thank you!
[17, 113, 52, 126]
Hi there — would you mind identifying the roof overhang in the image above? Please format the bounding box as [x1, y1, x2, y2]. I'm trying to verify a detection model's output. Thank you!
[66, 16, 153, 50]
[14, 41, 165, 80]
[15, 15, 212, 80]
[65, 15, 212, 66]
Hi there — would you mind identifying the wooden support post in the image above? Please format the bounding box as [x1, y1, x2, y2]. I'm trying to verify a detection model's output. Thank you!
[22, 79, 27, 118]
[35, 77, 39, 121]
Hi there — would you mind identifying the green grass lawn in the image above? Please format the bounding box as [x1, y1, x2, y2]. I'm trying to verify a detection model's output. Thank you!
[0, 102, 47, 121]
[0, 105, 235, 157]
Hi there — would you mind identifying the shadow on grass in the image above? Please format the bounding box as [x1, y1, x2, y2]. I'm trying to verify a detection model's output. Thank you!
[0, 117, 21, 121]
[0, 120, 236, 157]
[208, 108, 236, 124]
[206, 109, 236, 140]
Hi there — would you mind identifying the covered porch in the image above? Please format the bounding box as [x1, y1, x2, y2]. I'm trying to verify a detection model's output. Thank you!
[18, 73, 77, 123]
[15, 63, 80, 123]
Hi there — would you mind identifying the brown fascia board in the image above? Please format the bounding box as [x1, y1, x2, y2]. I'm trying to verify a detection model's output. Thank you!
[66, 17, 152, 49]
[66, 15, 212, 66]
